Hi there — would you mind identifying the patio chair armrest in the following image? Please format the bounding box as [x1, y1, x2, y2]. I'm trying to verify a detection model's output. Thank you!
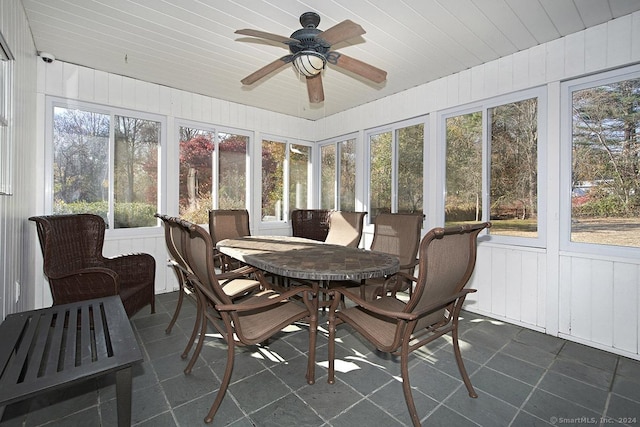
[328, 287, 416, 321]
[216, 286, 316, 312]
[380, 271, 418, 295]
[217, 265, 259, 280]
[399, 259, 419, 271]
[411, 289, 477, 319]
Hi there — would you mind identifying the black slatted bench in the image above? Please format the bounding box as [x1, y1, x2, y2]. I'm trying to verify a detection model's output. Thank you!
[0, 296, 142, 426]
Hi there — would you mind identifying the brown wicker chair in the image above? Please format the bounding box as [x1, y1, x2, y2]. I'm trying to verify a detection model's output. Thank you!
[324, 211, 367, 247]
[290, 209, 332, 241]
[29, 213, 155, 318]
[178, 217, 318, 423]
[208, 209, 251, 272]
[327, 222, 491, 427]
[354, 212, 423, 300]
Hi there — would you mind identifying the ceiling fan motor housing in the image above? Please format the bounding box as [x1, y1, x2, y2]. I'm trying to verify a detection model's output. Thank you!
[289, 28, 330, 55]
[289, 13, 330, 77]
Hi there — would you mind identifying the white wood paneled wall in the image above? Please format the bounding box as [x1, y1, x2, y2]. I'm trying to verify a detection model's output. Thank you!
[32, 11, 640, 360]
[0, 0, 37, 318]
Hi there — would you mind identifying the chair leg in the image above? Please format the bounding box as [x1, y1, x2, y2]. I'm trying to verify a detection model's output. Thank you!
[204, 339, 235, 423]
[184, 297, 206, 374]
[452, 316, 478, 398]
[400, 342, 422, 427]
[166, 272, 185, 333]
[182, 292, 201, 360]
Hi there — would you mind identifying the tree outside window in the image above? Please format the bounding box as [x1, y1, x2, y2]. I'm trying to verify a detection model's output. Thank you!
[445, 97, 539, 239]
[490, 99, 538, 237]
[320, 138, 356, 211]
[289, 144, 310, 211]
[445, 112, 482, 225]
[369, 121, 424, 221]
[570, 77, 640, 248]
[262, 140, 285, 221]
[340, 139, 357, 211]
[178, 126, 247, 224]
[52, 106, 160, 228]
[262, 139, 311, 222]
[320, 144, 336, 209]
[114, 116, 159, 228]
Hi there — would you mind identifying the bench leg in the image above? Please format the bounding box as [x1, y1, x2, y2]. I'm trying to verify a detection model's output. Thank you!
[115, 367, 133, 427]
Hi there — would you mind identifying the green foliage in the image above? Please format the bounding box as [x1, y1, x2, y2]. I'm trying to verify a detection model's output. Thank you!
[53, 200, 157, 228]
[445, 204, 483, 222]
[180, 192, 212, 224]
[54, 200, 109, 222]
[114, 203, 157, 228]
[573, 194, 627, 217]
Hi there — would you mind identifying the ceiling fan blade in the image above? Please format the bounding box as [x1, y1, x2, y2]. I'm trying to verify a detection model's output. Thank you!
[235, 29, 298, 45]
[241, 56, 292, 85]
[316, 20, 365, 46]
[328, 52, 387, 83]
[306, 74, 324, 103]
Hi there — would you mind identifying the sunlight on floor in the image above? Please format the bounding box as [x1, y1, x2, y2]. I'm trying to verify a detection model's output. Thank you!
[316, 359, 361, 373]
[253, 346, 287, 363]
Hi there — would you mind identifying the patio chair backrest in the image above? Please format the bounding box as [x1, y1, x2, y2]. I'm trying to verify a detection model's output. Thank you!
[324, 211, 367, 247]
[406, 222, 490, 329]
[180, 218, 233, 308]
[208, 209, 251, 244]
[370, 213, 423, 268]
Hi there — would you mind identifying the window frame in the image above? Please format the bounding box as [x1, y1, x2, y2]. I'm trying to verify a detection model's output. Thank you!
[175, 119, 253, 220]
[258, 134, 313, 225]
[317, 132, 359, 211]
[437, 86, 547, 247]
[560, 64, 640, 258]
[45, 96, 167, 236]
[365, 115, 427, 223]
[0, 32, 14, 196]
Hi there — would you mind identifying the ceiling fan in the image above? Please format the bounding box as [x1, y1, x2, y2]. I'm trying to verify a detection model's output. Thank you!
[235, 12, 387, 103]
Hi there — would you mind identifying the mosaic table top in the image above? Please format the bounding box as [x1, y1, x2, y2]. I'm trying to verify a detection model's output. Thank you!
[217, 236, 399, 281]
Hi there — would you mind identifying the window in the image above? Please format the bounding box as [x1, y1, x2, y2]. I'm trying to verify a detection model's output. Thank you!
[562, 66, 640, 253]
[320, 136, 356, 210]
[0, 32, 13, 196]
[367, 118, 425, 220]
[178, 123, 248, 223]
[289, 144, 311, 212]
[443, 89, 544, 244]
[48, 99, 164, 229]
[261, 138, 311, 222]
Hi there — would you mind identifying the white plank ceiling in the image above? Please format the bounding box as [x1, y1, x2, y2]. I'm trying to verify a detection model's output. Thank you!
[20, 0, 640, 120]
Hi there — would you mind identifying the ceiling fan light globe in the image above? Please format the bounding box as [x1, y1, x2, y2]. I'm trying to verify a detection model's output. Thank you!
[293, 51, 325, 77]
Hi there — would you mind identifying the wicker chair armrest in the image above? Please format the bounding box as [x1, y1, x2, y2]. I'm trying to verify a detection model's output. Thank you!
[102, 253, 155, 285]
[48, 268, 119, 302]
[215, 286, 315, 312]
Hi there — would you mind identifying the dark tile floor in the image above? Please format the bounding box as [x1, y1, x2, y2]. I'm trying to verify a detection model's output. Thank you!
[2, 290, 640, 426]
